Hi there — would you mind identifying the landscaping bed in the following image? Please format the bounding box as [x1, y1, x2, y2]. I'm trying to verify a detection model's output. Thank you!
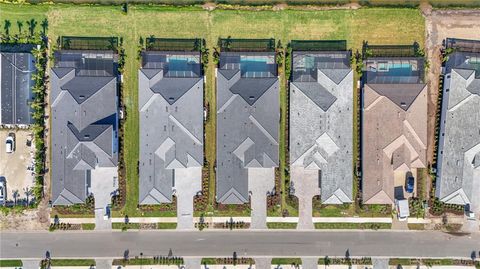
[201, 258, 254, 265]
[113, 257, 183, 266]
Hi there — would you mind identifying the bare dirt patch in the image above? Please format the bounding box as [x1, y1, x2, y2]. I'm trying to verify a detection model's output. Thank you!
[422, 7, 480, 193]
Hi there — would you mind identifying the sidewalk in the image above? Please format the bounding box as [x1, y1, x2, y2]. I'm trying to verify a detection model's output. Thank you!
[51, 216, 430, 225]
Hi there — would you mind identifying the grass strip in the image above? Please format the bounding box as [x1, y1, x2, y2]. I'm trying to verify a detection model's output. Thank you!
[314, 222, 391, 230]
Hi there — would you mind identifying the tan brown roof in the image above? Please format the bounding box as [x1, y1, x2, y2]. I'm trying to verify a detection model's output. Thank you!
[362, 83, 427, 204]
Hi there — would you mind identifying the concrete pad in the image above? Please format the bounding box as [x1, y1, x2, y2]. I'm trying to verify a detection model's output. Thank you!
[291, 167, 320, 230]
[95, 259, 112, 269]
[254, 258, 272, 269]
[248, 168, 275, 229]
[301, 258, 318, 269]
[183, 258, 201, 269]
[22, 259, 40, 269]
[175, 167, 202, 230]
[372, 258, 389, 269]
[91, 167, 118, 230]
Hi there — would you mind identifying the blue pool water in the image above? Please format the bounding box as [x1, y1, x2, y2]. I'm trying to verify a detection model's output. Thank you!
[167, 56, 198, 72]
[240, 56, 271, 73]
[378, 63, 413, 76]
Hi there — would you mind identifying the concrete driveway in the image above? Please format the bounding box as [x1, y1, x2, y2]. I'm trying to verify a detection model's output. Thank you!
[248, 168, 275, 229]
[90, 167, 118, 230]
[0, 130, 35, 204]
[291, 166, 320, 230]
[174, 167, 202, 230]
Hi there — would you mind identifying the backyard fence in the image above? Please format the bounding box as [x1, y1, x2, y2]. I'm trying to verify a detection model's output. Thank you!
[291, 40, 347, 51]
[59, 36, 119, 51]
[219, 38, 275, 52]
[146, 37, 203, 51]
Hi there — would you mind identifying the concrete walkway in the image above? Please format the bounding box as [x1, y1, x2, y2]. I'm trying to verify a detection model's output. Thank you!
[50, 216, 406, 225]
[95, 259, 112, 269]
[22, 260, 40, 269]
[254, 258, 272, 269]
[183, 258, 201, 269]
[372, 258, 389, 269]
[301, 258, 319, 269]
[248, 168, 275, 229]
[291, 167, 320, 230]
[175, 167, 202, 230]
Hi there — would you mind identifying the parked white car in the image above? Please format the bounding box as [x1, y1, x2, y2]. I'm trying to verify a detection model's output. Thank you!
[5, 134, 15, 153]
[0, 177, 6, 206]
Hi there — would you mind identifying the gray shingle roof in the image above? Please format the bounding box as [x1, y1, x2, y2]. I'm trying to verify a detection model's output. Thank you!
[290, 51, 353, 204]
[216, 52, 279, 204]
[138, 51, 203, 205]
[50, 50, 118, 206]
[436, 49, 480, 206]
[0, 52, 35, 125]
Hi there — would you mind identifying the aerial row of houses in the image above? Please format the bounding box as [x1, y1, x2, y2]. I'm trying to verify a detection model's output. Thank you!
[2, 37, 478, 211]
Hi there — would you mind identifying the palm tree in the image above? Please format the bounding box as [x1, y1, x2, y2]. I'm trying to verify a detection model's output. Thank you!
[13, 190, 19, 206]
[16, 20, 23, 34]
[26, 19, 37, 37]
[41, 18, 48, 35]
[4, 20, 11, 36]
[24, 187, 33, 205]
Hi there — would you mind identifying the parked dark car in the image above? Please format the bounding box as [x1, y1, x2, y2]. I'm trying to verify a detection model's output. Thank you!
[405, 176, 415, 193]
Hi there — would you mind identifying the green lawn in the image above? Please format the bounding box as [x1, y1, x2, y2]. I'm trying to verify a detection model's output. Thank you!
[314, 222, 391, 229]
[267, 222, 297, 229]
[272, 258, 302, 265]
[0, 260, 23, 267]
[50, 259, 96, 266]
[81, 223, 95, 230]
[1, 3, 425, 217]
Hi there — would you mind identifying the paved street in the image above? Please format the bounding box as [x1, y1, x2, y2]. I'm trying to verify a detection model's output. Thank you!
[1, 230, 479, 259]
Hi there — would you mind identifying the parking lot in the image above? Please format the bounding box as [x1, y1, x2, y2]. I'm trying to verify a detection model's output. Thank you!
[0, 129, 35, 205]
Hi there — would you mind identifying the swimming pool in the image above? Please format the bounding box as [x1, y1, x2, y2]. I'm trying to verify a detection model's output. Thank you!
[377, 62, 413, 76]
[167, 55, 199, 72]
[239, 55, 273, 73]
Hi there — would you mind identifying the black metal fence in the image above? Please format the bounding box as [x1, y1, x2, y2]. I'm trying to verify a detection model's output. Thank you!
[445, 38, 480, 53]
[60, 36, 119, 51]
[219, 38, 275, 52]
[146, 38, 203, 51]
[362, 41, 420, 58]
[291, 40, 347, 51]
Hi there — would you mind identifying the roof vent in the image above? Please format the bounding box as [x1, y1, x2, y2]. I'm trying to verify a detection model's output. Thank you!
[400, 102, 406, 107]
[249, 96, 255, 100]
[169, 97, 175, 101]
[84, 134, 90, 139]
[79, 95, 85, 99]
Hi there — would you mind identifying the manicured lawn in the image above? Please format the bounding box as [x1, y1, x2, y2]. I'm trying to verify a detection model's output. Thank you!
[272, 258, 302, 265]
[1, 3, 425, 217]
[0, 260, 23, 267]
[314, 222, 391, 229]
[81, 223, 95, 230]
[50, 259, 96, 266]
[156, 222, 177, 229]
[267, 222, 297, 229]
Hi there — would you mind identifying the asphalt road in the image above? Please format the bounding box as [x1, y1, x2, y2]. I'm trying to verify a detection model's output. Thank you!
[1, 230, 479, 259]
